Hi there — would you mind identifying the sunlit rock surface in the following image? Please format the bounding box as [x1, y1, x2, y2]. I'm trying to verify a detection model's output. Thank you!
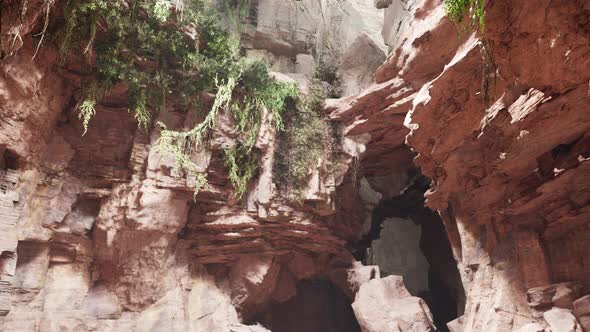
[1, 0, 590, 331]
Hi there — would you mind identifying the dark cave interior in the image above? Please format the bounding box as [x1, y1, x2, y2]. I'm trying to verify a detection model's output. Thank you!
[251, 173, 466, 331]
[1, 148, 19, 171]
[355, 174, 466, 331]
[252, 279, 361, 332]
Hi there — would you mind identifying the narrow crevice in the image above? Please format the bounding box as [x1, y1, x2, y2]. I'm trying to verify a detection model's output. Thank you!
[353, 172, 465, 331]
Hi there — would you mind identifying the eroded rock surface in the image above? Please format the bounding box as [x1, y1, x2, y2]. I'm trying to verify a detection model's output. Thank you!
[2, 0, 590, 331]
[352, 276, 435, 332]
[329, 0, 590, 331]
[0, 1, 381, 331]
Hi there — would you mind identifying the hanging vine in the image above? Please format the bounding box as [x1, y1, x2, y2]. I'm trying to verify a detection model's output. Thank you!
[444, 0, 497, 106]
[49, 0, 298, 198]
[444, 0, 486, 32]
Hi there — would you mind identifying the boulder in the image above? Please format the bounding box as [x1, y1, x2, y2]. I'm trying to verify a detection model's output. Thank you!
[527, 282, 583, 309]
[328, 261, 380, 299]
[188, 278, 239, 332]
[543, 308, 582, 332]
[573, 295, 590, 332]
[554, 285, 584, 310]
[351, 276, 435, 332]
[229, 256, 281, 319]
[577, 317, 590, 332]
[573, 295, 590, 318]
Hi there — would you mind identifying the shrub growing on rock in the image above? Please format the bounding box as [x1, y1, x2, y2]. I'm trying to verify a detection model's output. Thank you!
[274, 73, 339, 200]
[444, 0, 485, 32]
[313, 58, 343, 98]
[53, 0, 297, 197]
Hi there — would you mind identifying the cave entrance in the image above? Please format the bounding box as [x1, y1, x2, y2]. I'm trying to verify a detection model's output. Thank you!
[0, 147, 19, 171]
[357, 175, 466, 331]
[251, 279, 361, 332]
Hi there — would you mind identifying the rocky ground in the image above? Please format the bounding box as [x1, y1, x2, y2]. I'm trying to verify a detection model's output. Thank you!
[0, 0, 589, 331]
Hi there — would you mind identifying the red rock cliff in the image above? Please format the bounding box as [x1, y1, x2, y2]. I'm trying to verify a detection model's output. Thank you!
[1, 0, 590, 331]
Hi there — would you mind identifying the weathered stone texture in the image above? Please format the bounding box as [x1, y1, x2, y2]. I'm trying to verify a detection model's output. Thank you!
[1, 0, 590, 331]
[352, 276, 435, 332]
[0, 1, 383, 331]
[330, 0, 590, 331]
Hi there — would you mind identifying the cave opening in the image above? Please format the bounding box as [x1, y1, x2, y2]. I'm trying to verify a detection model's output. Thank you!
[355, 174, 466, 332]
[0, 148, 19, 170]
[251, 279, 361, 332]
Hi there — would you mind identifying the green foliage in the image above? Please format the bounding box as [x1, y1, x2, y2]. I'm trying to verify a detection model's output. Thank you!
[274, 78, 337, 200]
[78, 99, 96, 135]
[444, 0, 485, 32]
[56, 0, 298, 198]
[155, 72, 240, 196]
[270, 59, 345, 200]
[217, 0, 251, 32]
[218, 59, 297, 198]
[313, 59, 343, 98]
[223, 145, 258, 198]
[60, 0, 236, 131]
[444, 0, 496, 107]
[238, 59, 298, 130]
[76, 81, 108, 134]
[150, 50, 296, 199]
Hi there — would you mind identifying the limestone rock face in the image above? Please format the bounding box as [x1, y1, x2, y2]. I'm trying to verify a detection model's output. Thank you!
[242, 0, 386, 97]
[340, 34, 387, 96]
[247, 0, 386, 57]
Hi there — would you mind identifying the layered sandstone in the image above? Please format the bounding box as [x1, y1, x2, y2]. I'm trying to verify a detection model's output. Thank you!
[330, 0, 590, 331]
[0, 1, 382, 331]
[1, 0, 590, 331]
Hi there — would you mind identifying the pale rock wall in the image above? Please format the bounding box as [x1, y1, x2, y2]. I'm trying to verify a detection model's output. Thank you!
[244, 0, 387, 96]
[366, 217, 429, 295]
[352, 275, 436, 332]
